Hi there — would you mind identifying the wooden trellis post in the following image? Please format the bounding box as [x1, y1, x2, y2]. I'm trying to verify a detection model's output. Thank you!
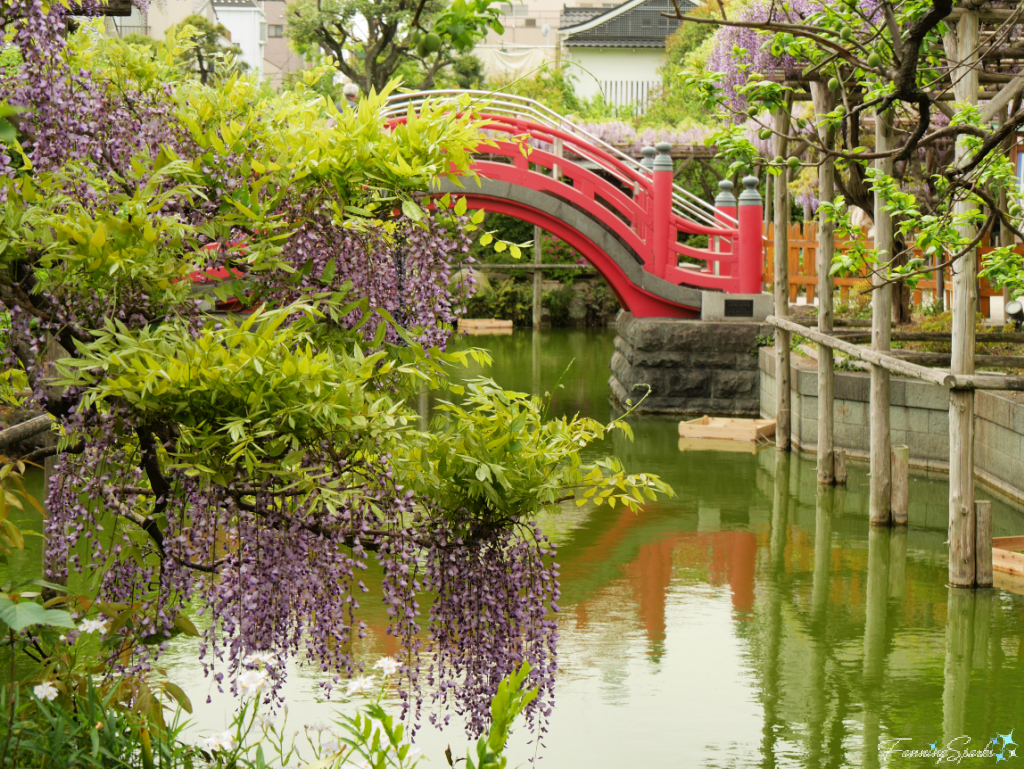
[870, 109, 895, 526]
[810, 82, 835, 484]
[945, 9, 981, 587]
[773, 104, 793, 451]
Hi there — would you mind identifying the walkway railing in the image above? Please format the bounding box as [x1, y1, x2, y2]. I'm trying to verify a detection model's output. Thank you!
[383, 90, 765, 296]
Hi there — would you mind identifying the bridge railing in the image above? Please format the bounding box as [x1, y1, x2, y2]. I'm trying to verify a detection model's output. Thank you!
[381, 90, 732, 228]
[383, 91, 763, 295]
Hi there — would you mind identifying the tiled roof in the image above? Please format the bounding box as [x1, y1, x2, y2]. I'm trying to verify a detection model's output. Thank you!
[560, 6, 608, 26]
[560, 0, 695, 48]
[213, 0, 260, 8]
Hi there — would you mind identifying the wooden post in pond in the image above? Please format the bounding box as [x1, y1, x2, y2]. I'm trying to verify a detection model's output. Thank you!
[945, 9, 980, 587]
[870, 109, 894, 526]
[811, 82, 836, 484]
[773, 104, 793, 451]
[891, 445, 909, 526]
[834, 449, 847, 485]
[533, 225, 543, 328]
[976, 500, 993, 588]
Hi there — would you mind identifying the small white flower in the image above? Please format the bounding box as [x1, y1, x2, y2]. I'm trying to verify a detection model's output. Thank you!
[237, 669, 269, 698]
[78, 618, 108, 635]
[33, 682, 58, 701]
[345, 675, 376, 696]
[200, 731, 238, 752]
[373, 656, 400, 676]
[405, 746, 423, 763]
[242, 650, 277, 667]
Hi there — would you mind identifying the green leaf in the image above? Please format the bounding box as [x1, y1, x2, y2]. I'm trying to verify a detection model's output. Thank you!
[173, 613, 199, 637]
[401, 200, 424, 222]
[90, 223, 107, 250]
[0, 595, 77, 632]
[162, 682, 193, 714]
[321, 258, 336, 284]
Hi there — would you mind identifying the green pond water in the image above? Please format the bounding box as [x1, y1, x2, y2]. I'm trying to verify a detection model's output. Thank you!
[6, 328, 1024, 767]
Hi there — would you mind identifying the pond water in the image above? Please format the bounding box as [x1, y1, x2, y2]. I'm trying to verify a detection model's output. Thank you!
[6, 328, 1024, 768]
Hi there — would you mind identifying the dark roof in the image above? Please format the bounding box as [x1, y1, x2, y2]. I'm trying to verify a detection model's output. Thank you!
[560, 0, 695, 48]
[560, 6, 610, 26]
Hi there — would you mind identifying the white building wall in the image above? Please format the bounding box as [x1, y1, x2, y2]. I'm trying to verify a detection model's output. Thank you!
[145, 0, 195, 45]
[215, 8, 265, 78]
[562, 47, 663, 100]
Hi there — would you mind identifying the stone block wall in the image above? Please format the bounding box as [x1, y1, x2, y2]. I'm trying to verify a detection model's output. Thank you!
[759, 347, 1024, 504]
[609, 312, 772, 415]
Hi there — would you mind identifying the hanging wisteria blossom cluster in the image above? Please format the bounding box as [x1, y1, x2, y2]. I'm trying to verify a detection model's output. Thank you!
[0, 0, 672, 740]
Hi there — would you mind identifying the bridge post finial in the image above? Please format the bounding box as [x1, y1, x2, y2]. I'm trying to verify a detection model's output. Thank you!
[653, 142, 673, 172]
[640, 146, 656, 172]
[738, 176, 761, 206]
[737, 175, 764, 294]
[715, 180, 736, 209]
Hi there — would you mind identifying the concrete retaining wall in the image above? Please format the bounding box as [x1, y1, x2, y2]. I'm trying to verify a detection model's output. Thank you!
[759, 347, 1024, 504]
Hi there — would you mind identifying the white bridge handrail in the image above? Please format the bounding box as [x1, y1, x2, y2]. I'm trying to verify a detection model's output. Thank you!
[382, 89, 735, 229]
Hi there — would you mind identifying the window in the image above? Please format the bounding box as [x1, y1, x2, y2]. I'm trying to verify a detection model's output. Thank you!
[496, 3, 529, 17]
[524, 17, 537, 26]
[268, 24, 285, 37]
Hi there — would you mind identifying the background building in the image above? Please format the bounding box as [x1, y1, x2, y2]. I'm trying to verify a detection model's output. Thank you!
[559, 0, 692, 109]
[107, 0, 302, 87]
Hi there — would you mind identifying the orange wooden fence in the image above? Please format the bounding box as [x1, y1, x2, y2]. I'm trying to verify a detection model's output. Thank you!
[763, 223, 1005, 317]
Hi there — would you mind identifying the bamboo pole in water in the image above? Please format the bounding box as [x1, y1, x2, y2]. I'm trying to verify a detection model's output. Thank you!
[773, 104, 793, 451]
[870, 109, 894, 526]
[811, 81, 836, 485]
[946, 10, 980, 587]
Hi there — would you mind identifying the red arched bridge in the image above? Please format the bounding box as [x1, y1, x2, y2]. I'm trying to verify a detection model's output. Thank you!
[384, 91, 765, 319]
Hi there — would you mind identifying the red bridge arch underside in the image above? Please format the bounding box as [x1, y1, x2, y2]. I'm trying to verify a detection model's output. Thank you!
[460, 194, 698, 319]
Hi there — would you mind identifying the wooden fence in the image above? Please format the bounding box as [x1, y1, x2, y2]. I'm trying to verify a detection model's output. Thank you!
[763, 222, 1006, 318]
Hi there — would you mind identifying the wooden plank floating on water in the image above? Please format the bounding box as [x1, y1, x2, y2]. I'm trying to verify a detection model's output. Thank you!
[678, 416, 777, 443]
[678, 437, 759, 454]
[993, 536, 1024, 577]
[458, 319, 514, 335]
